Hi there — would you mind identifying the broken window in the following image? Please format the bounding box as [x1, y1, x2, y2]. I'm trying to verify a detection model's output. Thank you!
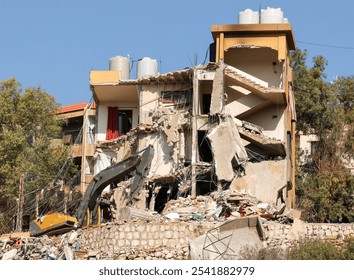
[118, 110, 132, 136]
[198, 131, 213, 163]
[161, 90, 192, 107]
[61, 116, 83, 145]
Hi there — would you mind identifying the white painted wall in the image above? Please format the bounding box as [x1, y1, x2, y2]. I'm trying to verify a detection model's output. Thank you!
[140, 83, 191, 123]
[96, 101, 139, 141]
[140, 85, 159, 124]
[225, 48, 284, 88]
[243, 105, 286, 141]
[297, 133, 319, 163]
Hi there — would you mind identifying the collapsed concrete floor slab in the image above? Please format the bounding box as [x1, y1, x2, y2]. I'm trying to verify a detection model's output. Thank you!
[189, 216, 265, 260]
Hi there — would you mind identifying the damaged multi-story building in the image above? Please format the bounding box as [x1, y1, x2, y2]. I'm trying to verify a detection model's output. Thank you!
[87, 16, 297, 222]
[57, 102, 96, 194]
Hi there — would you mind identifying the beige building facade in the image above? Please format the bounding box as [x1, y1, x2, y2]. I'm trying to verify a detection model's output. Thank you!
[88, 21, 297, 215]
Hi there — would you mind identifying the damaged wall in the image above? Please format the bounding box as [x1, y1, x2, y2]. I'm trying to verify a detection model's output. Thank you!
[243, 105, 286, 141]
[229, 160, 287, 204]
[139, 132, 176, 177]
[2, 219, 354, 260]
[225, 47, 284, 88]
[139, 85, 159, 124]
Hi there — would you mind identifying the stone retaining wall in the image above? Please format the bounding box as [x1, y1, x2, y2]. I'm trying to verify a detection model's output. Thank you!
[263, 220, 354, 248]
[77, 220, 217, 260]
[76, 219, 354, 259]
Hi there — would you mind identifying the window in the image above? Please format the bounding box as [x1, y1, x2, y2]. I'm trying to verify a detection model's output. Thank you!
[310, 141, 319, 155]
[161, 90, 191, 107]
[106, 107, 132, 140]
[118, 110, 132, 136]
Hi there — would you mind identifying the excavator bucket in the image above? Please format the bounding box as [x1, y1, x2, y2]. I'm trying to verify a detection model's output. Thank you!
[29, 212, 78, 237]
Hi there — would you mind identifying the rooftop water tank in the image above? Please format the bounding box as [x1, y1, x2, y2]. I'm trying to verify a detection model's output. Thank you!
[260, 7, 284, 24]
[137, 57, 158, 79]
[238, 9, 259, 24]
[109, 56, 130, 80]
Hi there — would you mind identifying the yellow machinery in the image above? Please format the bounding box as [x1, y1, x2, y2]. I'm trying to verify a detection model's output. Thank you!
[29, 212, 78, 237]
[29, 146, 154, 237]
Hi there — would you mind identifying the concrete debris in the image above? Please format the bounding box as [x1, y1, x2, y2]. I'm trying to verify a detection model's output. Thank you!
[0, 230, 80, 260]
[64, 245, 74, 260]
[159, 188, 290, 225]
[164, 212, 181, 221]
[238, 125, 286, 157]
[2, 249, 17, 260]
[162, 195, 217, 221]
[190, 216, 265, 260]
[119, 206, 156, 221]
[207, 117, 248, 181]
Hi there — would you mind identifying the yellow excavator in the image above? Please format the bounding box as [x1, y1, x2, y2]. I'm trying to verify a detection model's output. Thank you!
[29, 146, 154, 237]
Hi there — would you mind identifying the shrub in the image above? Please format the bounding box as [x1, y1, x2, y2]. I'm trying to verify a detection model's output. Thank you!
[289, 240, 342, 260]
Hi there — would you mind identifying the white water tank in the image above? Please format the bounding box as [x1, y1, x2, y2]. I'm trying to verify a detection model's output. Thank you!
[137, 57, 158, 79]
[238, 9, 259, 24]
[260, 7, 284, 24]
[109, 56, 130, 80]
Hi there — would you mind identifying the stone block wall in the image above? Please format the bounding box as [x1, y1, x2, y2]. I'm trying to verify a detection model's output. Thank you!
[76, 220, 217, 260]
[263, 220, 354, 249]
[75, 218, 354, 260]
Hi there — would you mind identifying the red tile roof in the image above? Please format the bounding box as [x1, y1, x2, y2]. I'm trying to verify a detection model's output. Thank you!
[58, 102, 96, 114]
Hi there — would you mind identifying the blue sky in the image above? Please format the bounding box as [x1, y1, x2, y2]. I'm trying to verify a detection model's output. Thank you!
[1, 0, 354, 106]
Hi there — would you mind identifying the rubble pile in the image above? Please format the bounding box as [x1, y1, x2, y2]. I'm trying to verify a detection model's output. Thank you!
[161, 190, 288, 224]
[111, 247, 190, 260]
[0, 231, 80, 260]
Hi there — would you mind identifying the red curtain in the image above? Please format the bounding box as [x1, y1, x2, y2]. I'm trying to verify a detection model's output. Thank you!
[106, 106, 119, 140]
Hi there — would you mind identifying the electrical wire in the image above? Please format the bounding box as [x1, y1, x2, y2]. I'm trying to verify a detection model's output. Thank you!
[2, 100, 95, 231]
[296, 40, 354, 50]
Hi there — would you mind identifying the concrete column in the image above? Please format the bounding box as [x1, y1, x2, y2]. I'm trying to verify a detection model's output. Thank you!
[191, 70, 199, 196]
[219, 32, 224, 62]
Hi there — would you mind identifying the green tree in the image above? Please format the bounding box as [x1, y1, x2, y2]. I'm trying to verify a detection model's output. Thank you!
[0, 78, 74, 233]
[292, 50, 354, 222]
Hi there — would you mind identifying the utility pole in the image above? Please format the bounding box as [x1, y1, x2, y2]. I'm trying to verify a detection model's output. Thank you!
[64, 197, 67, 215]
[16, 173, 25, 232]
[35, 193, 40, 219]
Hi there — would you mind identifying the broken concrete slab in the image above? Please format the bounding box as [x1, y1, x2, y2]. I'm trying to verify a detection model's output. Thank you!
[68, 231, 79, 245]
[189, 216, 264, 260]
[119, 207, 155, 221]
[1, 249, 17, 260]
[64, 245, 74, 260]
[207, 117, 248, 181]
[238, 128, 286, 156]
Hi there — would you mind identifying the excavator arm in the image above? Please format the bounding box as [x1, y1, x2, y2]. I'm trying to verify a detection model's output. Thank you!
[75, 145, 154, 227]
[29, 145, 154, 237]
